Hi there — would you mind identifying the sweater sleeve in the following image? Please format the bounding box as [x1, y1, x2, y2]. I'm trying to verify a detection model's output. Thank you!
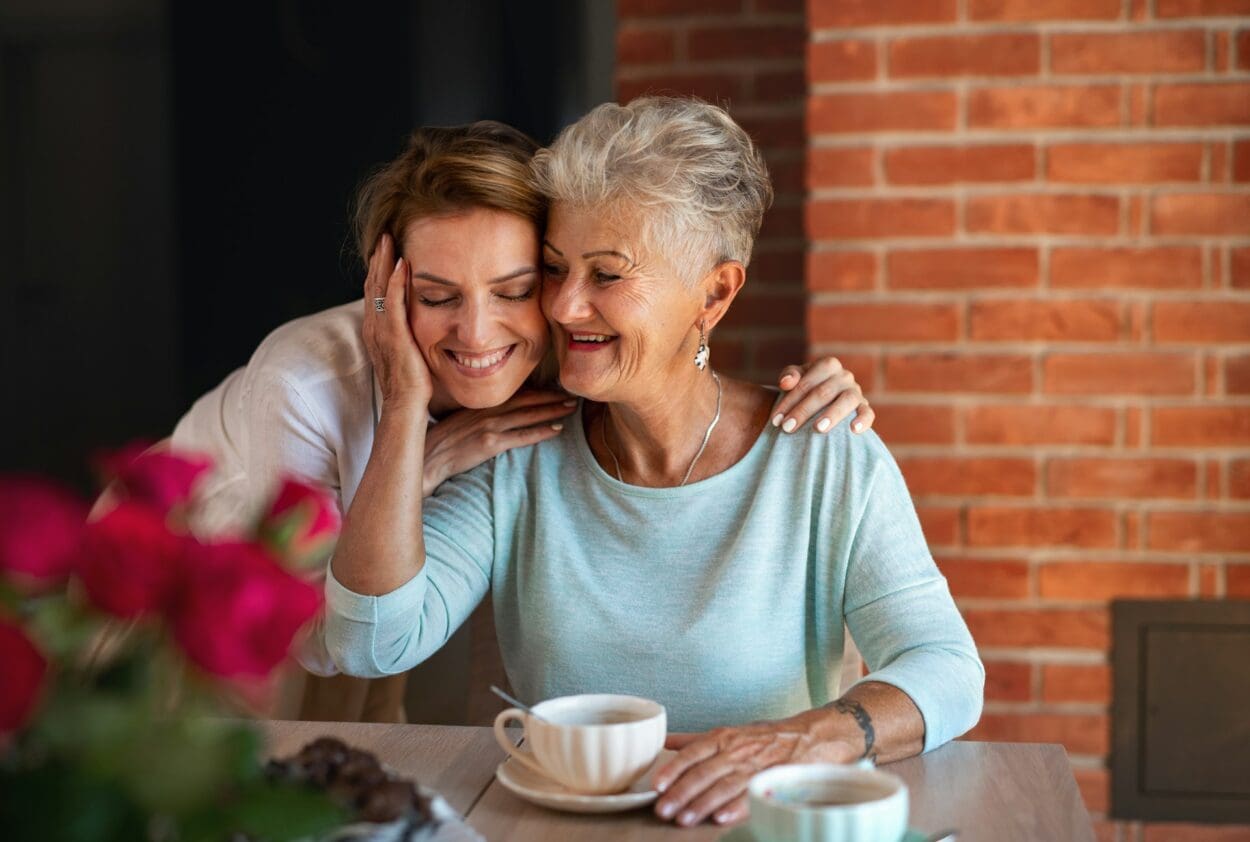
[322, 459, 496, 677]
[841, 435, 985, 752]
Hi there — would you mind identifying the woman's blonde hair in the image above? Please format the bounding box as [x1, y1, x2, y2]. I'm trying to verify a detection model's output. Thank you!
[531, 96, 773, 283]
[353, 121, 545, 263]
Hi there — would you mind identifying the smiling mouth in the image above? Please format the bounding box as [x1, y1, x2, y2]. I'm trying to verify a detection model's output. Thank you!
[445, 345, 515, 376]
[567, 332, 617, 351]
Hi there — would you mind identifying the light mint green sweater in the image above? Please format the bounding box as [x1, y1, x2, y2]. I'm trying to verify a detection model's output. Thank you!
[325, 409, 984, 750]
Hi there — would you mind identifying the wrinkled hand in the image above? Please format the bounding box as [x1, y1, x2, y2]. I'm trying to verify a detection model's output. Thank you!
[771, 356, 875, 435]
[362, 232, 433, 407]
[653, 718, 859, 827]
[423, 391, 577, 495]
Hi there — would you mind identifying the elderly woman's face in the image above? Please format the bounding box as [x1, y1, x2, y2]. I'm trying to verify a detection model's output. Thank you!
[541, 203, 703, 401]
[401, 208, 548, 409]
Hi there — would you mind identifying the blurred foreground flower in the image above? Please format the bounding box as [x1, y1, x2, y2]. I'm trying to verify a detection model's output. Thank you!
[173, 540, 321, 678]
[0, 478, 88, 585]
[257, 477, 341, 571]
[0, 443, 344, 841]
[78, 502, 186, 619]
[95, 442, 213, 515]
[0, 618, 47, 733]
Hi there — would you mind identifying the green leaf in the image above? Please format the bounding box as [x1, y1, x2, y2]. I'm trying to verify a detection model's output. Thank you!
[223, 780, 349, 842]
[27, 594, 103, 661]
[0, 760, 147, 842]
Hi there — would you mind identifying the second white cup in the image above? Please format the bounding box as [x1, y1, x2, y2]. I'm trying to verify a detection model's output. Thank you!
[493, 693, 666, 795]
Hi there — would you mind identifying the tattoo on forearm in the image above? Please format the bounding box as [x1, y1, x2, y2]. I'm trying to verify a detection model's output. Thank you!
[832, 698, 877, 761]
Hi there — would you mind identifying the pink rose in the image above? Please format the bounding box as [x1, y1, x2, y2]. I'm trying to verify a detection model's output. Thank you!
[171, 540, 322, 679]
[0, 477, 88, 585]
[97, 442, 212, 515]
[77, 502, 186, 619]
[0, 618, 48, 733]
[256, 477, 341, 571]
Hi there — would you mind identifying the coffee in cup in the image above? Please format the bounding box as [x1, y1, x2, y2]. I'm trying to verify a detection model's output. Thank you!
[748, 763, 909, 842]
[492, 693, 666, 795]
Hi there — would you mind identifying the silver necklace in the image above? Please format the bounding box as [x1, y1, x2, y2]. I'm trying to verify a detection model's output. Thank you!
[600, 371, 723, 487]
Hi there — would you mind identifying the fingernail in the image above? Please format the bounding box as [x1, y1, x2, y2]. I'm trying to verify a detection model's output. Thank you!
[550, 423, 563, 432]
[853, 422, 863, 433]
[782, 418, 797, 433]
[816, 418, 832, 433]
[658, 801, 674, 818]
[655, 779, 668, 794]
[771, 413, 784, 428]
[394, 257, 403, 271]
[679, 811, 696, 826]
[563, 399, 578, 406]
[715, 812, 731, 824]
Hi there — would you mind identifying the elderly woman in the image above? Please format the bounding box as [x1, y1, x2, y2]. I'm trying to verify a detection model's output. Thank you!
[173, 121, 867, 723]
[326, 97, 983, 827]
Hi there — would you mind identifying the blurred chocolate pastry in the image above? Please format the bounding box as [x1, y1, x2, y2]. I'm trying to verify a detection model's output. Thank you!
[266, 738, 436, 831]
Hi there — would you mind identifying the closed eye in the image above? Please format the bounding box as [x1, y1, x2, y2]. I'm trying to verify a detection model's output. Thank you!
[497, 285, 536, 302]
[418, 295, 457, 307]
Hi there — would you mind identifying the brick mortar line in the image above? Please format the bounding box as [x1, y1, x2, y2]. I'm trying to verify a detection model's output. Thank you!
[977, 648, 1108, 664]
[1065, 755, 1105, 770]
[810, 72, 1250, 92]
[898, 446, 1249, 458]
[618, 58, 804, 75]
[983, 701, 1107, 714]
[809, 288, 1250, 301]
[910, 494, 1250, 507]
[942, 549, 1231, 562]
[808, 236, 1250, 248]
[917, 497, 1250, 511]
[958, 591, 1246, 609]
[830, 392, 1243, 406]
[808, 20, 1250, 41]
[808, 129, 1250, 145]
[619, 13, 803, 28]
[808, 184, 1250, 198]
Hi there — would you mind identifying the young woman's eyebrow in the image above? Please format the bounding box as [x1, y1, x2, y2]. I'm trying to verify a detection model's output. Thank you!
[412, 266, 537, 286]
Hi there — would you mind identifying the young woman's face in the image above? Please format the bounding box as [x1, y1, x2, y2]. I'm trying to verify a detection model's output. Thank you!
[401, 208, 548, 410]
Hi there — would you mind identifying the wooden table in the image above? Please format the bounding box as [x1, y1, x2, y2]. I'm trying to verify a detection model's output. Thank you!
[261, 722, 1094, 841]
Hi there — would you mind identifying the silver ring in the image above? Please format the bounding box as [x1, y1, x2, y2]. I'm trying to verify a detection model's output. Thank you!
[373, 297, 386, 313]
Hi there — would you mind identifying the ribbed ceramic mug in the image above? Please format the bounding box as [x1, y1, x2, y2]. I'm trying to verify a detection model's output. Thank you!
[748, 763, 909, 842]
[493, 694, 666, 795]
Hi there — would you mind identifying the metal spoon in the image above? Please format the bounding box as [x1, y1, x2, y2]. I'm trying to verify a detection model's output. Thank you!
[489, 685, 550, 723]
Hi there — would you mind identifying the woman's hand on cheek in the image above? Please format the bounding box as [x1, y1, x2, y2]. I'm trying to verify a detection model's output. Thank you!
[422, 391, 577, 495]
[652, 719, 859, 827]
[772, 356, 875, 436]
[362, 232, 434, 407]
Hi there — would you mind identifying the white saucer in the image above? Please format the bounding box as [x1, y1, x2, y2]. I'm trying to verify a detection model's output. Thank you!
[494, 748, 677, 814]
[719, 825, 930, 841]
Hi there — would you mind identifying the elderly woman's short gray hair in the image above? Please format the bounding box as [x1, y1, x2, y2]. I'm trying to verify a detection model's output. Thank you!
[532, 96, 774, 281]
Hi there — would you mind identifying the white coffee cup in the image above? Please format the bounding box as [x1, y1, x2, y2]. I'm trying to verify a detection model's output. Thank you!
[748, 763, 909, 842]
[492, 693, 666, 795]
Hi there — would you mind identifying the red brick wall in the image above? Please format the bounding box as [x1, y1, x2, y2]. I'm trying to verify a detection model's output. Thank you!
[618, 2, 1250, 841]
[802, 1, 1250, 841]
[616, 0, 809, 383]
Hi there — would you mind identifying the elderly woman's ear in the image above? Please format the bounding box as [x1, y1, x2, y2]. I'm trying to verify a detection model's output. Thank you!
[697, 260, 747, 331]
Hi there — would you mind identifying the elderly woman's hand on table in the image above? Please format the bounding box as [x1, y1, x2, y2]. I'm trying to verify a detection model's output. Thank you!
[652, 682, 926, 827]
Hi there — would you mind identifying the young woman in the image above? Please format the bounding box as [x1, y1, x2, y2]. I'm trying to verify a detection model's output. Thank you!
[328, 98, 979, 827]
[172, 121, 875, 722]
